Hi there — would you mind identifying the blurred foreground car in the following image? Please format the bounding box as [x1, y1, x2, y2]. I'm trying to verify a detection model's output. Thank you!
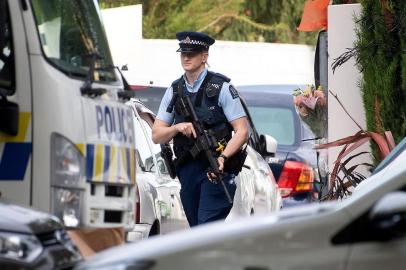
[0, 202, 82, 270]
[238, 85, 320, 206]
[77, 137, 406, 270]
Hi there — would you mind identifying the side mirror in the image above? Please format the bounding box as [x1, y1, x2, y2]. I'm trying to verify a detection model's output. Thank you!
[0, 95, 19, 136]
[369, 191, 406, 241]
[259, 134, 277, 155]
[160, 143, 176, 179]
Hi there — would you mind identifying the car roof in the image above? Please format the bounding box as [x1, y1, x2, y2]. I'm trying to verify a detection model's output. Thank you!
[240, 91, 294, 107]
[237, 84, 305, 94]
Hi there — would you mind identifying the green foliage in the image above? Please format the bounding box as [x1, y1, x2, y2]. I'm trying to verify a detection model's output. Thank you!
[332, 0, 361, 4]
[98, 0, 317, 44]
[355, 0, 406, 161]
[98, 0, 138, 9]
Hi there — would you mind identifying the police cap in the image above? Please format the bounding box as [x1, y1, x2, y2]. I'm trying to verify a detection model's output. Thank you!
[176, 31, 215, 53]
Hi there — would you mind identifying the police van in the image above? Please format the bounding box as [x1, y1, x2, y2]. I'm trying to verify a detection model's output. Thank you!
[0, 0, 136, 235]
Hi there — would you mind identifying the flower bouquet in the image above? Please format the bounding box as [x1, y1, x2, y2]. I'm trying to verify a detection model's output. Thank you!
[293, 85, 327, 138]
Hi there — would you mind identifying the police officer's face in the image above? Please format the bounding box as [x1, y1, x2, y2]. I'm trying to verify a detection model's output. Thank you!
[180, 51, 208, 72]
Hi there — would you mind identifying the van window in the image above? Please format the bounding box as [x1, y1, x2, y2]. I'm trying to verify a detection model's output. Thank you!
[0, 0, 15, 93]
[31, 0, 116, 82]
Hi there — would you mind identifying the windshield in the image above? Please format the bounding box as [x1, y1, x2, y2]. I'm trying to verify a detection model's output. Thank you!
[248, 106, 296, 146]
[31, 0, 116, 82]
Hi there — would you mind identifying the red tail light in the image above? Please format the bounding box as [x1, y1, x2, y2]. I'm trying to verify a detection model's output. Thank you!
[129, 85, 149, 91]
[278, 160, 314, 198]
[135, 185, 140, 224]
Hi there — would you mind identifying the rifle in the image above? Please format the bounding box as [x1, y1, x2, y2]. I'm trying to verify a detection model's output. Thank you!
[177, 94, 233, 204]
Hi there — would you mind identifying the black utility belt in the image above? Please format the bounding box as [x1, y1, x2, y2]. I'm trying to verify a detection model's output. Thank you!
[174, 148, 247, 174]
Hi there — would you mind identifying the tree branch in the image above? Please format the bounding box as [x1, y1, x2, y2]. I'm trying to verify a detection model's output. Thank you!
[329, 90, 364, 131]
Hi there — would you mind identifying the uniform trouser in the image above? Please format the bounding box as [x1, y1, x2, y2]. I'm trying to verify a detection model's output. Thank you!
[176, 160, 237, 227]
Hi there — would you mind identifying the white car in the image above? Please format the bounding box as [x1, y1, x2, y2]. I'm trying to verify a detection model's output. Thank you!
[227, 144, 282, 219]
[126, 99, 281, 241]
[126, 100, 188, 241]
[77, 137, 406, 270]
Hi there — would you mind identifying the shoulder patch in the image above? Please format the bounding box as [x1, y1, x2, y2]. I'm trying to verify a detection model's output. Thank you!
[229, 85, 239, 99]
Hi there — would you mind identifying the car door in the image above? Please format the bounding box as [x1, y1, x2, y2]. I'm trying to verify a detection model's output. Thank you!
[344, 187, 406, 270]
[0, 1, 33, 205]
[337, 145, 406, 270]
[132, 111, 170, 228]
[136, 110, 187, 233]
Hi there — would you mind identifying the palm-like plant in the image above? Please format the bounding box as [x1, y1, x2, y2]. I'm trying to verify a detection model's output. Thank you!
[315, 90, 396, 200]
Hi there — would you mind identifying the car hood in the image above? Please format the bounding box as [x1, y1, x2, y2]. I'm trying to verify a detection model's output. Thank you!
[0, 202, 62, 234]
[78, 202, 338, 269]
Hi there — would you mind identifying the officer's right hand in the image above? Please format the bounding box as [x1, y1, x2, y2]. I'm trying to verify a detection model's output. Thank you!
[175, 122, 196, 138]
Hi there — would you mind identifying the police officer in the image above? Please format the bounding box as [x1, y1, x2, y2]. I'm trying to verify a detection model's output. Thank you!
[152, 31, 248, 227]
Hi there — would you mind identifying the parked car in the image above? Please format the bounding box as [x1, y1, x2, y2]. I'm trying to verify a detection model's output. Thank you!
[76, 137, 406, 270]
[228, 143, 282, 219]
[126, 99, 188, 241]
[0, 202, 82, 270]
[127, 98, 281, 230]
[238, 85, 321, 206]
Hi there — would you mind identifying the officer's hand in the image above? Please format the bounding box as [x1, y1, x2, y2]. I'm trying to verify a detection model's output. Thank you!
[207, 171, 218, 182]
[207, 156, 225, 182]
[217, 156, 225, 171]
[175, 122, 196, 138]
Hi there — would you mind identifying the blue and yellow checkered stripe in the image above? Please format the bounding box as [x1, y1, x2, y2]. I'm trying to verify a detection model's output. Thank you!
[79, 144, 136, 184]
[0, 113, 32, 180]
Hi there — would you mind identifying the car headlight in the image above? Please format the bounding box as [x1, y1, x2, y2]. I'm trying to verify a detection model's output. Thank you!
[51, 133, 85, 227]
[51, 188, 83, 227]
[51, 133, 85, 189]
[0, 232, 42, 263]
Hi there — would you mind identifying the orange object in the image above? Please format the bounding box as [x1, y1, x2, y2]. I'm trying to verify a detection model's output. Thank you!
[68, 228, 125, 258]
[297, 0, 330, 32]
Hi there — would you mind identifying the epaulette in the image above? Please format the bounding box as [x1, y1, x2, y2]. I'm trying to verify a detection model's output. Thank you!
[209, 71, 231, 83]
[167, 76, 184, 113]
[171, 76, 183, 93]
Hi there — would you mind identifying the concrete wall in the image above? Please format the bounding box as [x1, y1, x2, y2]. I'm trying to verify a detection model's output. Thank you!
[101, 5, 315, 88]
[327, 4, 372, 176]
[101, 5, 143, 75]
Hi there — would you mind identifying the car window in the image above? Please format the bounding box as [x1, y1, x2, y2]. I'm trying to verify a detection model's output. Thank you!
[248, 106, 295, 146]
[133, 117, 153, 172]
[140, 118, 169, 175]
[135, 113, 170, 176]
[373, 137, 406, 175]
[134, 87, 167, 114]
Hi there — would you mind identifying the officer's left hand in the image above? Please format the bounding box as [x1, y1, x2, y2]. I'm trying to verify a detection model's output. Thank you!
[207, 156, 225, 182]
[217, 156, 225, 171]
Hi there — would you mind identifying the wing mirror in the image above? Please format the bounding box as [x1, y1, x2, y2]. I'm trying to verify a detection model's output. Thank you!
[369, 191, 406, 241]
[259, 134, 277, 155]
[0, 91, 19, 136]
